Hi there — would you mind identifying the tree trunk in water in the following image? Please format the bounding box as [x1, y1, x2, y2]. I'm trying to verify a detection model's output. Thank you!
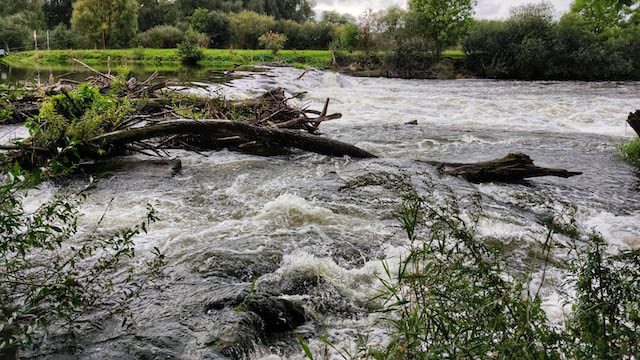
[91, 119, 377, 159]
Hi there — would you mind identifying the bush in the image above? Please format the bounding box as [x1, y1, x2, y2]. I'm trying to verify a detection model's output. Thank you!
[27, 84, 133, 149]
[48, 24, 93, 49]
[620, 139, 640, 165]
[258, 31, 287, 55]
[177, 29, 204, 66]
[464, 3, 640, 80]
[303, 188, 640, 359]
[337, 23, 358, 52]
[135, 25, 185, 48]
[228, 11, 275, 49]
[0, 167, 165, 356]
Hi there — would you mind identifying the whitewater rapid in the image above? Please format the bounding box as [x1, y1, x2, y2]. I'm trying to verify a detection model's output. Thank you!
[5, 67, 640, 359]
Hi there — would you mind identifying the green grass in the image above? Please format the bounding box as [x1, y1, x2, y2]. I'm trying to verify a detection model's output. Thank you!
[443, 49, 466, 58]
[621, 139, 640, 165]
[3, 48, 466, 70]
[2, 49, 334, 70]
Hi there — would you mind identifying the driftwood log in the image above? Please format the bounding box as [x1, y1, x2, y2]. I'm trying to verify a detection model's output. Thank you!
[91, 119, 376, 158]
[628, 110, 640, 138]
[427, 153, 582, 183]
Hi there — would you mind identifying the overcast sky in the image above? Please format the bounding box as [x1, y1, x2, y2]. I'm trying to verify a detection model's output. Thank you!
[314, 0, 574, 19]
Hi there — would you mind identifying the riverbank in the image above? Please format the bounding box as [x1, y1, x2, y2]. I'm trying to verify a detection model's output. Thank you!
[1, 49, 334, 70]
[1, 49, 468, 79]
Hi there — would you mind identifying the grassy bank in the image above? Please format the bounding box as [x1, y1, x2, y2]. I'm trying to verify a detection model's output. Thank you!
[2, 49, 466, 71]
[2, 49, 334, 70]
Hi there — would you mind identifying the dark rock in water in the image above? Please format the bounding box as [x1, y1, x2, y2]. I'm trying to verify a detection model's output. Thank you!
[262, 272, 323, 296]
[243, 295, 306, 332]
[195, 251, 282, 282]
[257, 273, 363, 318]
[206, 309, 263, 359]
[405, 120, 418, 125]
[205, 285, 249, 311]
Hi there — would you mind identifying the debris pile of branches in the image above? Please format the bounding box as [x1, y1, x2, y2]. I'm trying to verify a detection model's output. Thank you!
[0, 64, 375, 172]
[0, 84, 41, 124]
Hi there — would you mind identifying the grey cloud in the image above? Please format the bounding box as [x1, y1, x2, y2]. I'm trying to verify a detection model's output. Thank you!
[313, 0, 574, 19]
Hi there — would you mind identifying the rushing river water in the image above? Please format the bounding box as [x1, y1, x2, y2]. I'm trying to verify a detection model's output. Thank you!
[3, 67, 640, 359]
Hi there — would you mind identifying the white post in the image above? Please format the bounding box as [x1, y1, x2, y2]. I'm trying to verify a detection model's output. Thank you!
[47, 30, 50, 51]
[33, 30, 38, 50]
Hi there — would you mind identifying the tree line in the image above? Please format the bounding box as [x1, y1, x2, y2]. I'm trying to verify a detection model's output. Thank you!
[0, 0, 349, 50]
[1, 0, 639, 80]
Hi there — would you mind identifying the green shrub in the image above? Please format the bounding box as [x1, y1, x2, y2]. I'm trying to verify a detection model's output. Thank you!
[338, 23, 358, 52]
[620, 139, 640, 165]
[26, 84, 133, 149]
[229, 11, 276, 49]
[135, 25, 185, 48]
[177, 29, 204, 66]
[565, 235, 640, 359]
[258, 31, 287, 55]
[303, 187, 640, 359]
[0, 167, 165, 355]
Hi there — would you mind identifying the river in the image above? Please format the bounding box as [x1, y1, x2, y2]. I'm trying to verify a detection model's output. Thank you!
[3, 67, 640, 359]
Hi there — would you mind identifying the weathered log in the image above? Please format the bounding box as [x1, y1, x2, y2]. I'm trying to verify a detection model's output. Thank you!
[427, 153, 582, 183]
[90, 119, 377, 159]
[627, 110, 640, 138]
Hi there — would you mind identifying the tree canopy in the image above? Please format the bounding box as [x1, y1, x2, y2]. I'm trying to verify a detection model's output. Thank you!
[408, 0, 475, 57]
[71, 0, 139, 48]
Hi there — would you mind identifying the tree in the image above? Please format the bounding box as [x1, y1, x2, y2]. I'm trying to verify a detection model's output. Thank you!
[0, 0, 45, 50]
[358, 9, 377, 53]
[570, 0, 638, 33]
[244, 0, 314, 22]
[190, 8, 231, 48]
[228, 10, 275, 48]
[408, 0, 475, 58]
[138, 0, 179, 32]
[321, 10, 356, 24]
[42, 0, 73, 28]
[71, 0, 139, 48]
[338, 23, 358, 52]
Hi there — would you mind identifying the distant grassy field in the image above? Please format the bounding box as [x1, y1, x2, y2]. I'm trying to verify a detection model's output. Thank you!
[2, 49, 334, 70]
[3, 48, 466, 70]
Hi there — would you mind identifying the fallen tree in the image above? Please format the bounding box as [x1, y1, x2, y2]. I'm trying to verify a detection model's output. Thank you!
[424, 153, 582, 183]
[92, 119, 375, 158]
[0, 68, 376, 172]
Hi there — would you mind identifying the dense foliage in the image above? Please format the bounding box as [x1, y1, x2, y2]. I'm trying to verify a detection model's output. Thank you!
[1, 1, 640, 79]
[0, 167, 165, 357]
[464, 2, 640, 80]
[302, 189, 640, 359]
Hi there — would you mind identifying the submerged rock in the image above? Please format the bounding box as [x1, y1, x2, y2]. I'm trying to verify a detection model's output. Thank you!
[206, 310, 263, 359]
[243, 295, 306, 332]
